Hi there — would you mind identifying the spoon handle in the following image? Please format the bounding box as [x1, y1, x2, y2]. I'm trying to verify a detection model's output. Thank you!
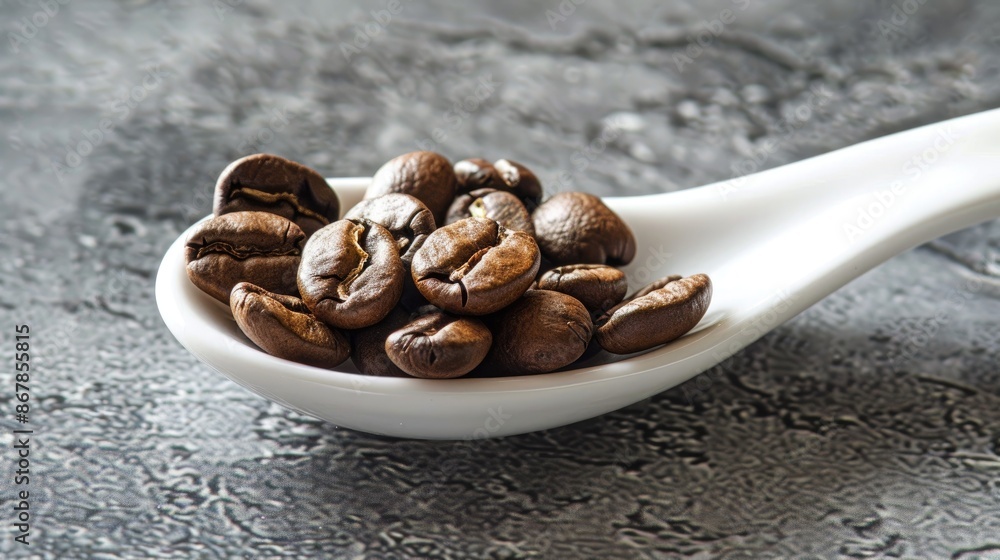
[774, 107, 1000, 241]
[606, 109, 1000, 372]
[611, 108, 1000, 278]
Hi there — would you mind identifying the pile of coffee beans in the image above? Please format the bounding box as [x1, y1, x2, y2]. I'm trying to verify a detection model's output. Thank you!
[185, 151, 712, 379]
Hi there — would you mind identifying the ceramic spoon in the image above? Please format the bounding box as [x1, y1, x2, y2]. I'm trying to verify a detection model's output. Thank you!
[156, 108, 1000, 440]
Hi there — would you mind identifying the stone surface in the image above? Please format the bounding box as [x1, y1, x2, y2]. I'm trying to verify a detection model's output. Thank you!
[1, 1, 999, 558]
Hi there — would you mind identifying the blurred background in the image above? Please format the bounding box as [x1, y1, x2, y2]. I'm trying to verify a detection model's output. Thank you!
[1, 1, 999, 558]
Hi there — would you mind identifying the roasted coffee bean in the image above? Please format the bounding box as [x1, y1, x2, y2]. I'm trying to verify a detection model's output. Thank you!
[350, 306, 411, 377]
[453, 158, 543, 208]
[445, 188, 493, 225]
[196, 150, 717, 379]
[214, 153, 339, 236]
[485, 290, 593, 375]
[365, 151, 456, 225]
[532, 192, 636, 266]
[343, 193, 436, 268]
[185, 211, 304, 304]
[445, 188, 535, 235]
[454, 158, 500, 193]
[411, 217, 540, 315]
[298, 220, 404, 329]
[536, 264, 627, 313]
[629, 274, 682, 300]
[398, 277, 431, 313]
[386, 310, 492, 379]
[231, 282, 350, 368]
[596, 273, 712, 354]
[493, 159, 543, 208]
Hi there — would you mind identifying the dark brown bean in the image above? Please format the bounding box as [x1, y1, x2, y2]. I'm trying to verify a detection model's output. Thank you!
[365, 151, 456, 225]
[386, 310, 492, 379]
[485, 290, 593, 375]
[213, 153, 340, 236]
[596, 273, 712, 354]
[532, 192, 636, 266]
[230, 282, 350, 368]
[493, 159, 543, 208]
[629, 275, 682, 300]
[350, 306, 411, 377]
[343, 193, 436, 268]
[411, 217, 540, 315]
[454, 158, 501, 193]
[445, 188, 494, 225]
[445, 188, 535, 235]
[185, 211, 304, 304]
[537, 264, 627, 313]
[398, 277, 431, 313]
[297, 220, 404, 329]
[453, 158, 544, 209]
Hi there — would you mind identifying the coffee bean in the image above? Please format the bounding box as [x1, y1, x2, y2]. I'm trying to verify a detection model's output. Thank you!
[629, 274, 682, 300]
[365, 151, 456, 225]
[214, 153, 339, 236]
[445, 188, 535, 235]
[386, 310, 492, 379]
[411, 217, 540, 315]
[453, 158, 543, 209]
[454, 158, 501, 193]
[445, 188, 493, 224]
[532, 192, 636, 266]
[537, 264, 627, 313]
[351, 306, 411, 377]
[231, 282, 350, 368]
[493, 159, 543, 208]
[185, 211, 304, 304]
[298, 220, 404, 329]
[196, 151, 715, 379]
[485, 290, 593, 375]
[343, 193, 436, 268]
[596, 273, 712, 354]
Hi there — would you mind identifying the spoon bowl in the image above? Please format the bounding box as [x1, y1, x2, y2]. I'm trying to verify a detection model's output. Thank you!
[156, 109, 1000, 439]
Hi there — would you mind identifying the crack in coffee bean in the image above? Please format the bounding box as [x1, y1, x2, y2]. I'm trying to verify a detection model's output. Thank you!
[185, 211, 305, 304]
[214, 154, 340, 236]
[344, 194, 436, 268]
[298, 220, 404, 330]
[411, 217, 539, 315]
[192, 241, 301, 261]
[229, 184, 332, 225]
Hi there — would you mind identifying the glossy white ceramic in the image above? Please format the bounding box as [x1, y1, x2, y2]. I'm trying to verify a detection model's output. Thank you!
[156, 109, 1000, 439]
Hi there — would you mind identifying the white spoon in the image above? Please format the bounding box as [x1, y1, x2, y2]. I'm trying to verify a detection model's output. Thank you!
[156, 108, 1000, 440]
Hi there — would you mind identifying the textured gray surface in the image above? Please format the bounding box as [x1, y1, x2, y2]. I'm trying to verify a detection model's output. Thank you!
[2, 1, 1000, 558]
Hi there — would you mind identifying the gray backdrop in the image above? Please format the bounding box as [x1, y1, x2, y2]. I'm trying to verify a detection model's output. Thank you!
[1, 1, 999, 558]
